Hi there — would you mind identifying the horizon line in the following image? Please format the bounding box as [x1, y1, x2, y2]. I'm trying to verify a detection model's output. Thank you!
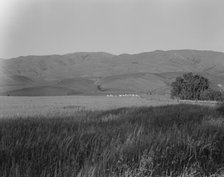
[2, 48, 224, 60]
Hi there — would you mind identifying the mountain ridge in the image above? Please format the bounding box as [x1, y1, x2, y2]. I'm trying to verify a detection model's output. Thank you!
[1, 49, 224, 96]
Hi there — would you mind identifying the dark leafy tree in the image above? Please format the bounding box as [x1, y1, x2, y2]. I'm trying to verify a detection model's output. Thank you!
[171, 73, 210, 100]
[171, 77, 184, 99]
[200, 89, 224, 101]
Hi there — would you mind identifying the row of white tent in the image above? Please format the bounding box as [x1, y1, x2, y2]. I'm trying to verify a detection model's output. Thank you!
[106, 94, 140, 97]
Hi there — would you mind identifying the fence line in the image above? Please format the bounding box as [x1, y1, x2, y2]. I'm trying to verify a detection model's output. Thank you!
[105, 94, 221, 106]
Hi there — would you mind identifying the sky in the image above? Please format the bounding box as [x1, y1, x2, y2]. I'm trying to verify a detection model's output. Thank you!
[0, 0, 224, 58]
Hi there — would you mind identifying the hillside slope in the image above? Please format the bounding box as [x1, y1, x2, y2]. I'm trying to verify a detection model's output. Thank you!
[1, 50, 224, 96]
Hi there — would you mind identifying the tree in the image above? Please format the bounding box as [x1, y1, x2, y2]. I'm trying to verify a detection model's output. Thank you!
[171, 77, 184, 99]
[200, 89, 224, 101]
[171, 73, 209, 100]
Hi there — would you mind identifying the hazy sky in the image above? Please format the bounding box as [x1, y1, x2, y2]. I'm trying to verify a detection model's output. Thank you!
[0, 0, 224, 58]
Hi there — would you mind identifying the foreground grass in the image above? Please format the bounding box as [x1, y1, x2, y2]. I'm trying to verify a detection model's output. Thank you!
[0, 104, 224, 177]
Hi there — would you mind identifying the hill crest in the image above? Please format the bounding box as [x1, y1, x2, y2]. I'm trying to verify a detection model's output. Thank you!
[1, 50, 224, 96]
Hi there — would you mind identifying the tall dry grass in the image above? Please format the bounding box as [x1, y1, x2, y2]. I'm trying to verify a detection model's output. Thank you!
[0, 104, 224, 176]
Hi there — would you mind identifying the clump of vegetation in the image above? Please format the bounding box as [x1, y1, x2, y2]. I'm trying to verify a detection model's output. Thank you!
[0, 104, 224, 176]
[200, 88, 224, 101]
[171, 72, 224, 101]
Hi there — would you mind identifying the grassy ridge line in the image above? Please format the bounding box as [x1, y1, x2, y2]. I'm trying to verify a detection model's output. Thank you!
[0, 104, 224, 176]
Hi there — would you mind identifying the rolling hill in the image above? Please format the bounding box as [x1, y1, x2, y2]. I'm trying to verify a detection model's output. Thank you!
[0, 50, 224, 96]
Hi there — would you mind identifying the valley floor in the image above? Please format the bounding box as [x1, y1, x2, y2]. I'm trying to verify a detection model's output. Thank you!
[0, 95, 218, 118]
[0, 95, 175, 118]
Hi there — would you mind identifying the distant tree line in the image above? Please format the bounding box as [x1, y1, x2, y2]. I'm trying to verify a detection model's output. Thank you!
[171, 72, 224, 101]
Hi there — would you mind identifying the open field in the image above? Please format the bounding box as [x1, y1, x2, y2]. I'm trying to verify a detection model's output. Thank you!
[0, 104, 224, 176]
[0, 95, 178, 118]
[0, 95, 219, 119]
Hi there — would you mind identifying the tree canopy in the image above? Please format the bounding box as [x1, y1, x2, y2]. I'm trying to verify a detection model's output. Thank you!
[171, 72, 223, 101]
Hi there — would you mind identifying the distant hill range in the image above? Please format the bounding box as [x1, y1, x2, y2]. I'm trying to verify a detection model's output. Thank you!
[0, 50, 224, 96]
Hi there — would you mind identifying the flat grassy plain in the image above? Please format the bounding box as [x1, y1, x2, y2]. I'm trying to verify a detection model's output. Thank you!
[0, 96, 224, 176]
[0, 95, 177, 118]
